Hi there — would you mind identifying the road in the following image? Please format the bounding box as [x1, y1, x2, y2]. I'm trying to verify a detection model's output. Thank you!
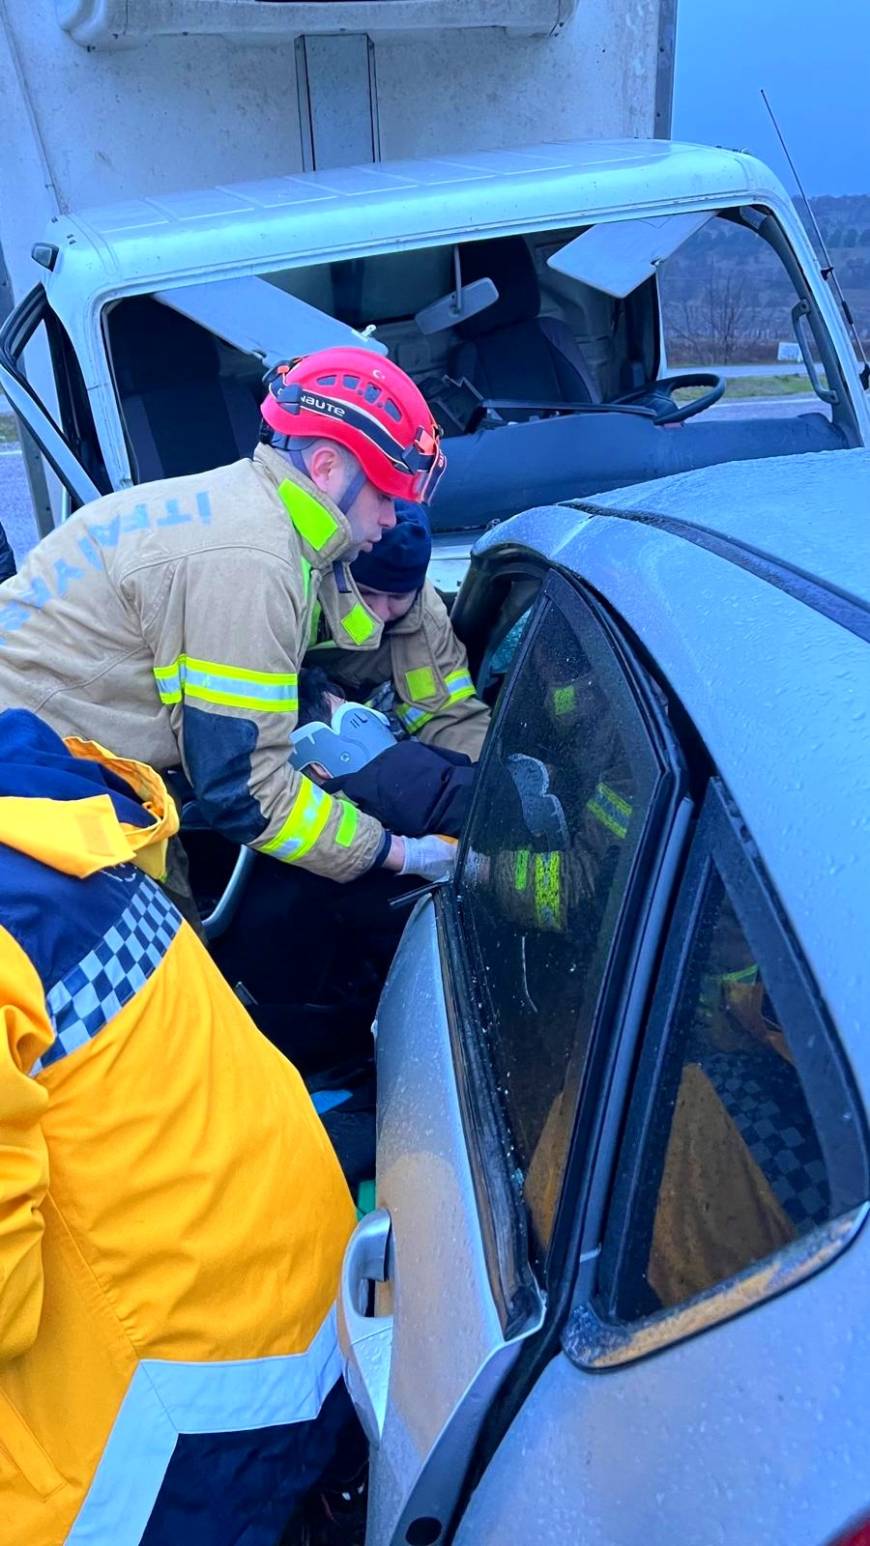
[680, 362, 811, 379]
[0, 442, 38, 563]
[706, 393, 820, 421]
[0, 394, 824, 568]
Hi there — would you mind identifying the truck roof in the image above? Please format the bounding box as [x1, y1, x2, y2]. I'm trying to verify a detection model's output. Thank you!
[44, 138, 790, 303]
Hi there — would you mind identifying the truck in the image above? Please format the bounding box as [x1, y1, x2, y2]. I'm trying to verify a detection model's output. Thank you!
[0, 0, 866, 586]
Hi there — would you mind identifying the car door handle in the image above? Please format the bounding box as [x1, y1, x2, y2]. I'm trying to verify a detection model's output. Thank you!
[337, 1207, 393, 1448]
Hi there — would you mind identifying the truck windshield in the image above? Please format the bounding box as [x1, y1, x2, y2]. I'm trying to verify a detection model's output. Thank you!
[101, 208, 856, 523]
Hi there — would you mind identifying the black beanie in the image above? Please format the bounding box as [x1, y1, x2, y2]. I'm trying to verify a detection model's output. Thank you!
[351, 504, 432, 595]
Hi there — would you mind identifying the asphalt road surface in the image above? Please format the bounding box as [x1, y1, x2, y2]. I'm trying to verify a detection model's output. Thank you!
[705, 393, 821, 421]
[0, 394, 825, 568]
[0, 443, 38, 564]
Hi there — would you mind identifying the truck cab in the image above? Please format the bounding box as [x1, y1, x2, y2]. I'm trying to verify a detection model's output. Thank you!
[2, 137, 866, 583]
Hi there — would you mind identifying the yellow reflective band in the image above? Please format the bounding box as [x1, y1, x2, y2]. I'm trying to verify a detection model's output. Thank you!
[444, 668, 475, 706]
[586, 801, 627, 840]
[553, 685, 576, 717]
[262, 779, 334, 863]
[300, 556, 312, 602]
[154, 656, 298, 714]
[153, 662, 182, 705]
[534, 852, 562, 929]
[406, 666, 437, 703]
[396, 702, 435, 735]
[514, 849, 530, 892]
[721, 964, 760, 986]
[335, 801, 359, 849]
[586, 781, 632, 840]
[278, 478, 339, 552]
[600, 782, 631, 818]
[342, 604, 377, 645]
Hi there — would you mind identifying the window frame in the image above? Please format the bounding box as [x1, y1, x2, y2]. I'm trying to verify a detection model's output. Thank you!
[0, 284, 104, 518]
[564, 778, 870, 1371]
[438, 566, 690, 1311]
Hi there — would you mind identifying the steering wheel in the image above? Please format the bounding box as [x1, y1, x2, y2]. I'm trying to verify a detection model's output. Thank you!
[202, 846, 257, 942]
[181, 795, 257, 942]
[611, 372, 726, 425]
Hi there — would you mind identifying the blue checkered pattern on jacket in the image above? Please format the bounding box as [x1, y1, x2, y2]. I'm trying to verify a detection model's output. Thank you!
[32, 879, 182, 1074]
[701, 1049, 831, 1230]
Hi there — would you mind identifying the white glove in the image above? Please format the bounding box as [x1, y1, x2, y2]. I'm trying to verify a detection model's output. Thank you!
[399, 834, 458, 882]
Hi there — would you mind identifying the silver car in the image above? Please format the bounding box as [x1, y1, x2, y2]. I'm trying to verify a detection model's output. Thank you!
[339, 449, 870, 1546]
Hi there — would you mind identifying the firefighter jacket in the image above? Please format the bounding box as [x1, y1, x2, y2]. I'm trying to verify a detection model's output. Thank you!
[0, 447, 386, 882]
[0, 710, 356, 1546]
[309, 578, 491, 761]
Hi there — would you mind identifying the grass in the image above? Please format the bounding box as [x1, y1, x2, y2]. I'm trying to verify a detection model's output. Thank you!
[0, 415, 20, 445]
[675, 373, 824, 403]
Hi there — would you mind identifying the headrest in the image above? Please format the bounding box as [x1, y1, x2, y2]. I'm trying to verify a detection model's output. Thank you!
[455, 237, 541, 339]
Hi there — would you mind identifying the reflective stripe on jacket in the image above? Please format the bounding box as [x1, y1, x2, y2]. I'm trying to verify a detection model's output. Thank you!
[0, 447, 384, 882]
[311, 580, 491, 761]
[0, 725, 355, 1544]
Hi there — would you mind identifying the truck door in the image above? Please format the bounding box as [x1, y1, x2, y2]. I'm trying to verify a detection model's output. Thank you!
[0, 283, 109, 527]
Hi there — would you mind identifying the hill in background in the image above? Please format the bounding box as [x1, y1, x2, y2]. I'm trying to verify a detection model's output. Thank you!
[661, 195, 870, 364]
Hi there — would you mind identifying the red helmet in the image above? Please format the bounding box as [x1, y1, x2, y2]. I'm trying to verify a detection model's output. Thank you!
[260, 347, 446, 504]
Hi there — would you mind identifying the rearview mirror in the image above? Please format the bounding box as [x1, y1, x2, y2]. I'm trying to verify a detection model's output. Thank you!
[415, 277, 499, 336]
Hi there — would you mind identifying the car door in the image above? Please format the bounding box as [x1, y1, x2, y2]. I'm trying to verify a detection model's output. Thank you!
[339, 569, 691, 1546]
[451, 779, 870, 1546]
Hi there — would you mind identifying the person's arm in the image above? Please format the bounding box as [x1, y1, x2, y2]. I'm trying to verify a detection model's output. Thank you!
[133, 548, 386, 882]
[325, 740, 473, 839]
[395, 585, 491, 760]
[0, 928, 51, 1361]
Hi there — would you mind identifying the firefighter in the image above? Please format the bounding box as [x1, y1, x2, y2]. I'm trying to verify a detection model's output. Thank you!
[477, 667, 635, 942]
[0, 348, 456, 906]
[306, 503, 491, 760]
[0, 708, 362, 1546]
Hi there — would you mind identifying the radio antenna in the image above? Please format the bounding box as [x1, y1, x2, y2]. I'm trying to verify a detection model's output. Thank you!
[761, 88, 870, 388]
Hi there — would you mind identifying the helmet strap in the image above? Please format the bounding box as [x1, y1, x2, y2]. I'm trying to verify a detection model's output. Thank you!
[271, 439, 367, 518]
[286, 446, 311, 480]
[337, 465, 367, 517]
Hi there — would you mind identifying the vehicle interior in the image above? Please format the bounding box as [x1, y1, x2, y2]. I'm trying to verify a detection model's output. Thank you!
[101, 205, 858, 536]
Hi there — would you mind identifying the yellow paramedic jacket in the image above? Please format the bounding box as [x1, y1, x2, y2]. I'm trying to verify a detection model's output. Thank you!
[0, 446, 386, 882]
[0, 713, 356, 1545]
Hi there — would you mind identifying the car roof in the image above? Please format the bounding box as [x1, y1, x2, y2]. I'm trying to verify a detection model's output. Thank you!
[474, 449, 870, 1090]
[585, 447, 870, 610]
[43, 138, 787, 306]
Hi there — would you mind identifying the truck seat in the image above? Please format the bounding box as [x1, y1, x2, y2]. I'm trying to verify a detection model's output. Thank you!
[449, 236, 599, 408]
[109, 297, 261, 480]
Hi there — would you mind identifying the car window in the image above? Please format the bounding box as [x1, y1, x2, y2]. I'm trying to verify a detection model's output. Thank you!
[455, 576, 666, 1260]
[599, 784, 868, 1325]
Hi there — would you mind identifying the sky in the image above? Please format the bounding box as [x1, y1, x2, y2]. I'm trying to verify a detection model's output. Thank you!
[674, 0, 870, 196]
